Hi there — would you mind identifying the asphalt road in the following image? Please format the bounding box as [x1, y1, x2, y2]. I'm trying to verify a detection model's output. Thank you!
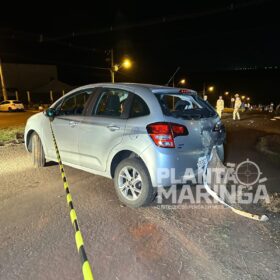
[0, 113, 280, 280]
[0, 111, 37, 128]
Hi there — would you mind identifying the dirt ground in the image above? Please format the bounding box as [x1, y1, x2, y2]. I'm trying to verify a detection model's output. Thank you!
[0, 112, 280, 280]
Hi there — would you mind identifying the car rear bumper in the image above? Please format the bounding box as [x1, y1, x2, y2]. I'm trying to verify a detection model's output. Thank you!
[8, 107, 25, 111]
[141, 143, 224, 187]
[13, 108, 25, 111]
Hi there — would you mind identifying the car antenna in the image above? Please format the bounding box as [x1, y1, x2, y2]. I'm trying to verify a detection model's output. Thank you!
[165, 67, 180, 87]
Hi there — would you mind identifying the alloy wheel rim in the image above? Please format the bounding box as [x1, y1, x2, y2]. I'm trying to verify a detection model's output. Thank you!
[118, 166, 142, 201]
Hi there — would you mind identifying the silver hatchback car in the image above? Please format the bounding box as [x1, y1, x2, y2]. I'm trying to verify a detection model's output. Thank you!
[25, 83, 225, 207]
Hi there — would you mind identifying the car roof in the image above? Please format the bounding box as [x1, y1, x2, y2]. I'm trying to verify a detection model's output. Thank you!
[74, 82, 197, 95]
[119, 83, 197, 94]
[51, 82, 198, 109]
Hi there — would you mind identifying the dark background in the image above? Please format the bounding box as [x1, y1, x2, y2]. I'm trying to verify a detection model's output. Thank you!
[0, 0, 279, 104]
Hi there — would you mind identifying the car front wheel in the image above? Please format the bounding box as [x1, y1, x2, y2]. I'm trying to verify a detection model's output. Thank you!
[114, 158, 155, 208]
[31, 133, 46, 167]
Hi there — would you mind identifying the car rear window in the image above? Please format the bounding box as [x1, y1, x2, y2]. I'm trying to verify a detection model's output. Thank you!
[155, 93, 217, 119]
[129, 95, 150, 118]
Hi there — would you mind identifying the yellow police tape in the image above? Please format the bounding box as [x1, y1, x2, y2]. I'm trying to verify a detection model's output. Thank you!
[50, 123, 94, 280]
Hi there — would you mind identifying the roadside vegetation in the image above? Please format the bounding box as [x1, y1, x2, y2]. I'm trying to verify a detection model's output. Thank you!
[0, 126, 25, 144]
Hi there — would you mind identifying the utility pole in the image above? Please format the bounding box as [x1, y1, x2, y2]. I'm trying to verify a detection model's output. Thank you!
[0, 58, 8, 101]
[110, 49, 115, 83]
[203, 82, 206, 98]
[27, 91, 31, 104]
[50, 90, 53, 103]
[166, 67, 180, 87]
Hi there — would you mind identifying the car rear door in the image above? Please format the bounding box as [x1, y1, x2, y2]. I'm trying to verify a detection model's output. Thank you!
[78, 87, 131, 171]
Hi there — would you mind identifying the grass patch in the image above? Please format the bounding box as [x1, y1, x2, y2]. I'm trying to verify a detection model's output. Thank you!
[261, 193, 280, 213]
[0, 126, 25, 142]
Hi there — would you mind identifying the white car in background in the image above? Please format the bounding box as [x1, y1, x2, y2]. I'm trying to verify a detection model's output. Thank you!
[0, 100, 25, 112]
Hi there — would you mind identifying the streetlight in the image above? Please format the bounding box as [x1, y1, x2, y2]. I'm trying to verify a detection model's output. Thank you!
[109, 49, 132, 83]
[202, 83, 214, 98]
[122, 59, 132, 69]
[110, 58, 132, 83]
[223, 91, 230, 107]
[247, 97, 250, 101]
[177, 79, 186, 87]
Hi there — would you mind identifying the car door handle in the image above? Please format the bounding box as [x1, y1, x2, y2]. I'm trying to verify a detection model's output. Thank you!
[107, 125, 120, 131]
[69, 121, 78, 127]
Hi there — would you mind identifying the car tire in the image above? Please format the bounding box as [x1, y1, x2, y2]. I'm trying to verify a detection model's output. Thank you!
[114, 158, 155, 208]
[31, 133, 46, 167]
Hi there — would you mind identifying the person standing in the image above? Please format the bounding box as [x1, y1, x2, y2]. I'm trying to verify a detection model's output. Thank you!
[233, 94, 241, 120]
[216, 96, 224, 118]
[269, 102, 274, 113]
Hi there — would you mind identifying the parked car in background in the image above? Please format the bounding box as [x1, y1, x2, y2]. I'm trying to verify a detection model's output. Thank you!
[24, 83, 225, 207]
[0, 100, 25, 112]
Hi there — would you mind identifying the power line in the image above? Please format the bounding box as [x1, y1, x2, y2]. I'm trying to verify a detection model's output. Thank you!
[0, 0, 271, 55]
[0, 28, 107, 54]
[0, 52, 111, 71]
[42, 0, 269, 42]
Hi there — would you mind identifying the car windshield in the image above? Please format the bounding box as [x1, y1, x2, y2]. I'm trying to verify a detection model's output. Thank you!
[12, 101, 22, 104]
[155, 93, 216, 119]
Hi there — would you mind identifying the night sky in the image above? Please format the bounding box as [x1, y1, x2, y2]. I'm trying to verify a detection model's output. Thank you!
[0, 0, 279, 104]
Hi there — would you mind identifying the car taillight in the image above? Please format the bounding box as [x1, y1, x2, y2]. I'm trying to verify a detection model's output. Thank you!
[146, 122, 188, 148]
[179, 89, 189, 94]
[171, 123, 188, 137]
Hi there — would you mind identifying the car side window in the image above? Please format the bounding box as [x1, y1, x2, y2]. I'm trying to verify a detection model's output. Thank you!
[93, 89, 130, 117]
[58, 90, 92, 116]
[130, 95, 150, 118]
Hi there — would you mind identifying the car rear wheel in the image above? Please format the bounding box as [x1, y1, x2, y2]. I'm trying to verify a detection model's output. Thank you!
[114, 158, 155, 208]
[31, 133, 46, 167]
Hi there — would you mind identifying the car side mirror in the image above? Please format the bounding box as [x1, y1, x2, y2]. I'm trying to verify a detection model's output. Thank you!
[44, 108, 56, 120]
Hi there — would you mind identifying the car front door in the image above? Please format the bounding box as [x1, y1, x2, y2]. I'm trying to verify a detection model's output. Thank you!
[48, 89, 95, 166]
[78, 88, 131, 171]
